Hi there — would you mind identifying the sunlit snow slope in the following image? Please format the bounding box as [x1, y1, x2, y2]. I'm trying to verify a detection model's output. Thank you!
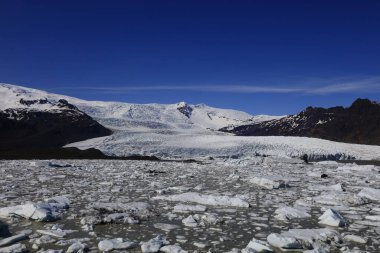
[1, 83, 380, 160]
[0, 83, 252, 130]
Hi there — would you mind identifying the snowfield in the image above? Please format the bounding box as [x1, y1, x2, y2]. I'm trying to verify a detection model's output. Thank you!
[0, 158, 379, 252]
[1, 83, 380, 160]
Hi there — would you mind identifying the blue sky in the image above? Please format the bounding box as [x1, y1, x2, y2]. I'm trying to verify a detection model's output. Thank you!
[1, 0, 380, 115]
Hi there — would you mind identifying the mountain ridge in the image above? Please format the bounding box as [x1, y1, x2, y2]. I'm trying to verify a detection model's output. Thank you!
[0, 83, 259, 131]
[1, 83, 380, 160]
[221, 98, 380, 146]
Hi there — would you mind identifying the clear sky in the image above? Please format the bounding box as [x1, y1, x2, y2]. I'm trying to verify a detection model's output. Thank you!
[1, 0, 380, 115]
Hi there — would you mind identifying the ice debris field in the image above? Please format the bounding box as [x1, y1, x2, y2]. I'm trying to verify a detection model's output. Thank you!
[0, 158, 379, 253]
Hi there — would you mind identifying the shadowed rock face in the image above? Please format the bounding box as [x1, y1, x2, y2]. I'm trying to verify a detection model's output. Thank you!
[176, 102, 193, 118]
[221, 98, 380, 145]
[0, 100, 112, 151]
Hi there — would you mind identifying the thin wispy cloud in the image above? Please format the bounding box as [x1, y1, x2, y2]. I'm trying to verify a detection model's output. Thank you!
[307, 76, 380, 94]
[53, 76, 380, 95]
[77, 85, 303, 93]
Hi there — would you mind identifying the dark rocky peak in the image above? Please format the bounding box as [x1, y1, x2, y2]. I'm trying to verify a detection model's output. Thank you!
[19, 98, 50, 106]
[301, 105, 344, 115]
[18, 98, 80, 111]
[350, 98, 379, 110]
[300, 106, 322, 116]
[57, 99, 79, 110]
[176, 102, 193, 118]
[304, 106, 315, 112]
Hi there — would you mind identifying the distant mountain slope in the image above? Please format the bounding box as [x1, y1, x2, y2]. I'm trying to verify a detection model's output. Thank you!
[221, 98, 380, 145]
[0, 93, 112, 153]
[0, 83, 253, 131]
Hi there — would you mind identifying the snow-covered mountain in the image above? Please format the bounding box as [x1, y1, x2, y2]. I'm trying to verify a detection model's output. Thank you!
[222, 99, 380, 146]
[0, 83, 253, 131]
[1, 83, 380, 160]
[0, 84, 112, 154]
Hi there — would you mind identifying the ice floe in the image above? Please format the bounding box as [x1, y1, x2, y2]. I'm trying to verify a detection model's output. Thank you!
[98, 238, 136, 252]
[274, 206, 311, 220]
[318, 208, 348, 227]
[141, 235, 168, 253]
[0, 200, 68, 222]
[267, 228, 341, 250]
[250, 176, 290, 189]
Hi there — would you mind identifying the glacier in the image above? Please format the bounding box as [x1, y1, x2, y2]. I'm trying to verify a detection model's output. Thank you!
[1, 83, 380, 160]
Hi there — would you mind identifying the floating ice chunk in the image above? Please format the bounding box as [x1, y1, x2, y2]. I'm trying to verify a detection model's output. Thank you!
[159, 245, 188, 253]
[0, 243, 27, 253]
[267, 228, 340, 250]
[225, 248, 242, 253]
[267, 233, 302, 249]
[193, 242, 208, 248]
[337, 164, 378, 172]
[80, 216, 102, 226]
[141, 235, 168, 253]
[167, 186, 192, 192]
[329, 183, 346, 192]
[309, 183, 346, 192]
[66, 242, 87, 253]
[242, 238, 273, 252]
[316, 161, 339, 165]
[0, 195, 70, 222]
[30, 160, 72, 168]
[29, 161, 49, 167]
[98, 238, 136, 252]
[29, 235, 57, 246]
[0, 204, 56, 221]
[182, 213, 220, 227]
[312, 193, 370, 206]
[36, 229, 67, 238]
[37, 175, 50, 183]
[0, 234, 28, 247]
[274, 206, 311, 220]
[182, 215, 198, 227]
[250, 176, 289, 190]
[153, 223, 180, 232]
[318, 208, 348, 227]
[193, 184, 204, 191]
[196, 213, 220, 226]
[358, 188, 380, 201]
[153, 192, 249, 208]
[44, 196, 70, 209]
[173, 204, 207, 213]
[102, 213, 140, 224]
[343, 235, 368, 244]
